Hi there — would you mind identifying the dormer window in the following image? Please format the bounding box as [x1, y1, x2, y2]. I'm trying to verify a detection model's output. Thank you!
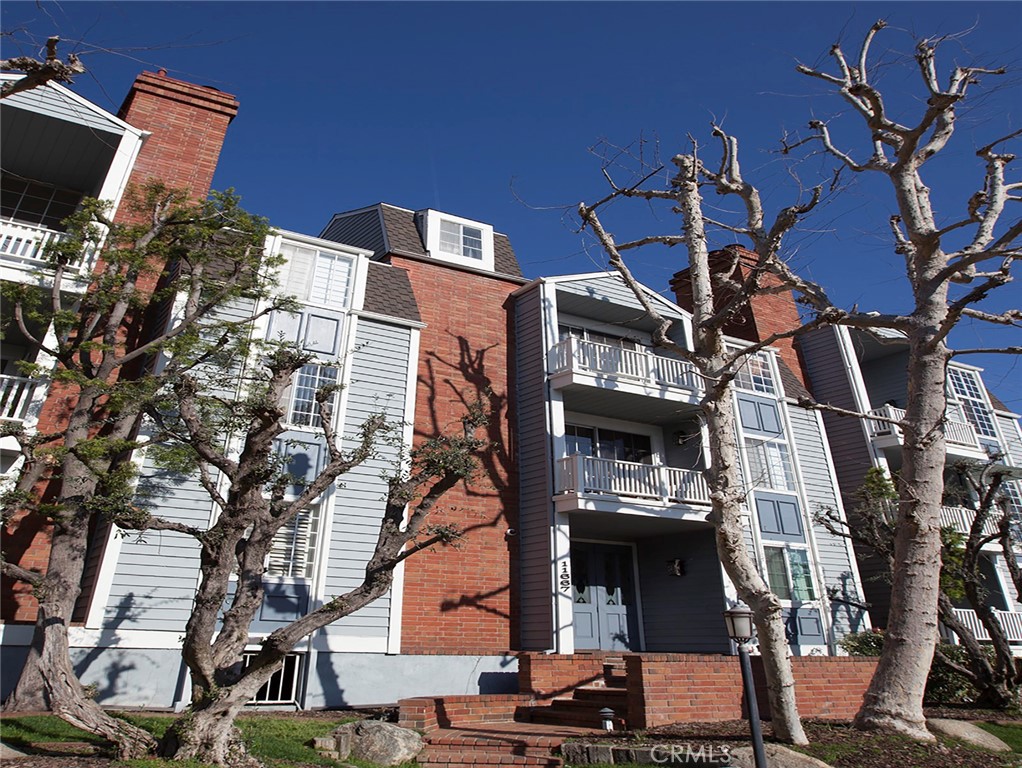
[421, 210, 495, 271]
[439, 219, 483, 260]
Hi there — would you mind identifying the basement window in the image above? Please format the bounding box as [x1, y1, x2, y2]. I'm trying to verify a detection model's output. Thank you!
[244, 653, 302, 705]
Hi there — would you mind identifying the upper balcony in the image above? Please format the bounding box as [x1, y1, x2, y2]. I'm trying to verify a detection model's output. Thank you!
[947, 608, 1022, 646]
[1, 218, 98, 286]
[549, 337, 703, 418]
[0, 374, 43, 425]
[867, 405, 988, 461]
[554, 454, 711, 521]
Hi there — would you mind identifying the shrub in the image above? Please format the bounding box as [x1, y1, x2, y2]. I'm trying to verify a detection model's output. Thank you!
[840, 630, 979, 705]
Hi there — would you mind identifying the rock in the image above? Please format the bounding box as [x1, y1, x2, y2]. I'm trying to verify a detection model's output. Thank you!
[927, 718, 1012, 752]
[729, 743, 835, 768]
[332, 720, 423, 766]
[0, 742, 26, 759]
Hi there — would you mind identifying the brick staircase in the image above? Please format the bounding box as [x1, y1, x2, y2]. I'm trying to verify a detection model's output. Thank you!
[417, 722, 591, 767]
[527, 656, 630, 729]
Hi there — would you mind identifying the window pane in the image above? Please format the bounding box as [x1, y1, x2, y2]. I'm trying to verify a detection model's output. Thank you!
[308, 251, 352, 307]
[439, 220, 462, 255]
[764, 547, 792, 600]
[788, 549, 816, 600]
[734, 353, 775, 394]
[288, 363, 339, 427]
[462, 226, 483, 259]
[746, 439, 795, 491]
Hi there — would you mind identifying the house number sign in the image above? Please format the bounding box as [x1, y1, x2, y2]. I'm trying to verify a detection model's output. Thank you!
[559, 560, 571, 593]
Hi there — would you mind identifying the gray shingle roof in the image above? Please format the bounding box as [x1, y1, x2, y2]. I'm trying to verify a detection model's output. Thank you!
[320, 203, 523, 278]
[362, 260, 421, 323]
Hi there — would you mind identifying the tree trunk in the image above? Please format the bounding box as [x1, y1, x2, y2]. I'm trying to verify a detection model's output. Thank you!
[160, 694, 261, 768]
[10, 505, 156, 756]
[703, 391, 808, 745]
[854, 312, 947, 740]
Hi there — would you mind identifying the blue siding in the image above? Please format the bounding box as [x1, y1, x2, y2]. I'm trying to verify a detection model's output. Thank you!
[787, 404, 869, 639]
[319, 317, 412, 638]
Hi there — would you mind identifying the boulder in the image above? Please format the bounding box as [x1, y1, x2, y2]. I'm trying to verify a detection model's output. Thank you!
[729, 743, 834, 768]
[927, 718, 1012, 752]
[331, 720, 423, 766]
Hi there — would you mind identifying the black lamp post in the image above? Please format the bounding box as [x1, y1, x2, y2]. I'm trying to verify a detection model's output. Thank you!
[723, 602, 768, 768]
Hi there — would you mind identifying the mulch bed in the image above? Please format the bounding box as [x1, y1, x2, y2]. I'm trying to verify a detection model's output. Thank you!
[581, 712, 1022, 768]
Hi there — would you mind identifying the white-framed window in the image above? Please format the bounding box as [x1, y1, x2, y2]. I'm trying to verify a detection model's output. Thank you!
[267, 505, 322, 579]
[286, 363, 340, 429]
[947, 367, 997, 438]
[745, 437, 796, 492]
[565, 423, 653, 463]
[764, 546, 816, 602]
[559, 325, 640, 351]
[1, 176, 82, 231]
[732, 352, 775, 395]
[280, 242, 354, 309]
[439, 219, 483, 260]
[421, 210, 495, 270]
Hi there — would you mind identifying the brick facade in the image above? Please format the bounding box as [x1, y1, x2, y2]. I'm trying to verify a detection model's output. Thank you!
[1, 72, 238, 623]
[670, 246, 808, 387]
[625, 653, 879, 728]
[390, 257, 521, 652]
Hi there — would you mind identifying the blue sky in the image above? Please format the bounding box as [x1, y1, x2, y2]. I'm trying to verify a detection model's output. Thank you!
[3, 1, 1020, 407]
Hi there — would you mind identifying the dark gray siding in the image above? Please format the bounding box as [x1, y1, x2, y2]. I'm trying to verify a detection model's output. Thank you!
[320, 317, 413, 638]
[997, 413, 1022, 466]
[788, 405, 869, 639]
[514, 284, 555, 650]
[799, 327, 890, 623]
[636, 529, 729, 652]
[320, 207, 387, 256]
[861, 355, 909, 410]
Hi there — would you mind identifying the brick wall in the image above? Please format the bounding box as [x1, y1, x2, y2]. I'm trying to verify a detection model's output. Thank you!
[670, 246, 808, 388]
[626, 653, 879, 728]
[518, 653, 608, 699]
[391, 257, 521, 653]
[1, 72, 238, 623]
[399, 694, 534, 730]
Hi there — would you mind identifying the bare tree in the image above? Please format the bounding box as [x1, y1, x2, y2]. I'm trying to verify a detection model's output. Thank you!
[1, 184, 276, 757]
[578, 140, 827, 743]
[787, 21, 1020, 738]
[579, 21, 1019, 741]
[1, 36, 85, 98]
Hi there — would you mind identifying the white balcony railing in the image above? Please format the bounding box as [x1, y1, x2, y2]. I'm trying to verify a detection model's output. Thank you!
[0, 375, 40, 423]
[550, 337, 702, 395]
[555, 454, 711, 507]
[940, 505, 1003, 538]
[0, 219, 95, 274]
[867, 405, 980, 450]
[949, 608, 1022, 643]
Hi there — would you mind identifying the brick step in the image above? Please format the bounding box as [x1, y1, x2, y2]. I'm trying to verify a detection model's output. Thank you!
[419, 746, 561, 767]
[572, 685, 628, 703]
[528, 706, 623, 729]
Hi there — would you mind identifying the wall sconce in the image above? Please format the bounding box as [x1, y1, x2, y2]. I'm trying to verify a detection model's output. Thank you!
[667, 558, 686, 577]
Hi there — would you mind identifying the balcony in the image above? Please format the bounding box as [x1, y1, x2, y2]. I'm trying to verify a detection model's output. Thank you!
[867, 405, 986, 460]
[555, 454, 711, 518]
[1, 219, 97, 281]
[948, 608, 1022, 644]
[0, 375, 42, 423]
[940, 505, 1002, 539]
[549, 338, 703, 418]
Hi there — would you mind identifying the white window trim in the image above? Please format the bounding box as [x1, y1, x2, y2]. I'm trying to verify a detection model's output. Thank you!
[421, 210, 495, 271]
[762, 543, 818, 605]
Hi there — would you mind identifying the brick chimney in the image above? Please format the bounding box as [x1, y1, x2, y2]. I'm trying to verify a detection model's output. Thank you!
[116, 70, 239, 209]
[669, 245, 808, 387]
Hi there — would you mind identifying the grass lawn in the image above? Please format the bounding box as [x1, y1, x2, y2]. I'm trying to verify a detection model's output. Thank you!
[978, 721, 1022, 752]
[0, 712, 371, 767]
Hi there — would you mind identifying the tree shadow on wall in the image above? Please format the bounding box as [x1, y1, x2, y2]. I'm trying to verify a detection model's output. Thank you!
[417, 330, 519, 639]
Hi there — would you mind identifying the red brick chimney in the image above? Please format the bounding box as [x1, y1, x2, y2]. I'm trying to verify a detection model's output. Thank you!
[669, 245, 808, 387]
[116, 70, 239, 210]
[1, 73, 240, 623]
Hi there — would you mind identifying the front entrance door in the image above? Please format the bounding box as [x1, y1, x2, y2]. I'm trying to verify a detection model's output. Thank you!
[571, 542, 640, 651]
